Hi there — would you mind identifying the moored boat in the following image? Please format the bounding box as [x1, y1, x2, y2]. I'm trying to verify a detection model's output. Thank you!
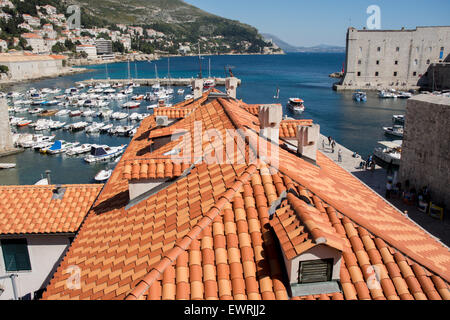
[287, 98, 305, 114]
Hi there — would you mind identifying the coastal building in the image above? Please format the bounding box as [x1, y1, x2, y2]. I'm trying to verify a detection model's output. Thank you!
[22, 33, 47, 54]
[336, 26, 450, 91]
[95, 39, 113, 56]
[0, 52, 66, 81]
[76, 44, 97, 60]
[22, 14, 41, 28]
[0, 185, 102, 300]
[399, 95, 450, 212]
[0, 98, 13, 153]
[31, 84, 449, 300]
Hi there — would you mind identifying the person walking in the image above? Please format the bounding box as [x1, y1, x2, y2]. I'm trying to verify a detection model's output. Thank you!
[328, 136, 332, 146]
[386, 179, 393, 199]
[338, 149, 342, 162]
[331, 140, 336, 153]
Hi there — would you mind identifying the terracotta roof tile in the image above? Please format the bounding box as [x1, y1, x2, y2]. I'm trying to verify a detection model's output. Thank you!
[0, 184, 102, 234]
[40, 92, 450, 301]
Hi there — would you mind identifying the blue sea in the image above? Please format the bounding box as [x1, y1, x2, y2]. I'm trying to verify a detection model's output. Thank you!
[0, 53, 407, 185]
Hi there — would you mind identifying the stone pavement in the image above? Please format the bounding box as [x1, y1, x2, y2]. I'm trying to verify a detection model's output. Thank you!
[319, 135, 450, 247]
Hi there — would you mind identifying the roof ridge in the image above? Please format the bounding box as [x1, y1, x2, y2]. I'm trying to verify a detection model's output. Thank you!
[124, 163, 259, 300]
[0, 184, 102, 189]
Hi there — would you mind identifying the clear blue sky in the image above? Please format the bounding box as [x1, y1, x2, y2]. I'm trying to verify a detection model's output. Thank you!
[184, 0, 450, 47]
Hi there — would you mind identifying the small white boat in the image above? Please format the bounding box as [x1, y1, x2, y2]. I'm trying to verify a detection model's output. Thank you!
[177, 89, 185, 95]
[0, 163, 16, 169]
[352, 91, 367, 102]
[70, 110, 82, 117]
[398, 91, 413, 99]
[379, 90, 397, 99]
[86, 122, 105, 133]
[95, 169, 112, 182]
[66, 144, 93, 156]
[41, 140, 80, 154]
[81, 110, 96, 117]
[131, 94, 144, 101]
[67, 121, 89, 132]
[383, 125, 404, 138]
[16, 119, 33, 127]
[29, 108, 43, 114]
[122, 101, 141, 109]
[55, 109, 70, 116]
[99, 124, 113, 133]
[84, 145, 127, 163]
[373, 140, 402, 166]
[392, 115, 405, 124]
[287, 98, 305, 114]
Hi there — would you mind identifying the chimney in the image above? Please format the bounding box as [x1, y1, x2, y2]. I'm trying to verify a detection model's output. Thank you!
[225, 77, 238, 99]
[259, 104, 282, 143]
[297, 124, 320, 164]
[192, 78, 204, 100]
[45, 170, 52, 185]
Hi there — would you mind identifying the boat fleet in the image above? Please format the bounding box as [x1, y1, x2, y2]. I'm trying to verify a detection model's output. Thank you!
[13, 135, 126, 163]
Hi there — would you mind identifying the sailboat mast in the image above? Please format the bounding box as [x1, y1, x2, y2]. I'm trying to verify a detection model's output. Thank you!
[198, 43, 202, 79]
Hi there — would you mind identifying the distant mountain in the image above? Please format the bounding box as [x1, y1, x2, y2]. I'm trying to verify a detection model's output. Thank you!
[262, 33, 345, 53]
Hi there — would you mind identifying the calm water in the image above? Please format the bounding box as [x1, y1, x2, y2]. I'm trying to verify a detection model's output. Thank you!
[0, 53, 407, 185]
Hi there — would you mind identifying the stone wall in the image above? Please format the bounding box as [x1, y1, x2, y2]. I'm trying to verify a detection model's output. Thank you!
[399, 95, 450, 210]
[426, 63, 450, 91]
[337, 26, 450, 91]
[0, 98, 13, 152]
[2, 59, 63, 81]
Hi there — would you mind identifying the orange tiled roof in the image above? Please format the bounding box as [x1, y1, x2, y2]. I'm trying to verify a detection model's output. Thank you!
[280, 120, 314, 138]
[41, 91, 450, 300]
[270, 192, 346, 260]
[0, 184, 102, 234]
[153, 107, 193, 119]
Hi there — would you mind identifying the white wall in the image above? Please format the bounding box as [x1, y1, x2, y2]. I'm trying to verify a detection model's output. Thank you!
[0, 234, 72, 300]
[3, 59, 64, 81]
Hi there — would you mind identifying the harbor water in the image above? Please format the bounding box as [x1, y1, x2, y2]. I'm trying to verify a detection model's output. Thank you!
[0, 53, 407, 185]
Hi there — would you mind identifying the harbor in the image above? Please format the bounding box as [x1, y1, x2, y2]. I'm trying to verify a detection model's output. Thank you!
[76, 77, 241, 87]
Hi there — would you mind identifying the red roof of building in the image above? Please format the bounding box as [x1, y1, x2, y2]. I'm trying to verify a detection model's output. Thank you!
[40, 90, 450, 300]
[0, 184, 102, 234]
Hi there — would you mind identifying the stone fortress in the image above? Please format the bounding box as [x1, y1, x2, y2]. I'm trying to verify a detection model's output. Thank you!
[335, 26, 450, 91]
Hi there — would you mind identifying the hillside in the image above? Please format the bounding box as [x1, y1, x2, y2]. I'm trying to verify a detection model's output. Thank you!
[262, 33, 345, 53]
[64, 0, 281, 54]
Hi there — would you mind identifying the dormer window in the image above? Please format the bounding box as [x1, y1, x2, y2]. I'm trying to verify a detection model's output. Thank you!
[298, 259, 333, 284]
[270, 192, 345, 297]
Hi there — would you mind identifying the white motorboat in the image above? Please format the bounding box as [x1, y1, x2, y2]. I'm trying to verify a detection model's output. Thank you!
[82, 110, 96, 117]
[122, 101, 141, 109]
[177, 89, 185, 95]
[32, 141, 54, 151]
[99, 124, 113, 133]
[41, 140, 80, 154]
[55, 109, 70, 116]
[352, 91, 367, 102]
[66, 144, 93, 156]
[398, 91, 412, 99]
[29, 108, 43, 114]
[111, 112, 129, 120]
[86, 122, 105, 133]
[131, 94, 144, 101]
[20, 135, 55, 148]
[383, 125, 404, 138]
[94, 169, 112, 182]
[379, 90, 397, 99]
[16, 119, 33, 127]
[69, 110, 82, 117]
[392, 115, 405, 124]
[67, 122, 89, 132]
[0, 163, 16, 169]
[373, 140, 402, 166]
[287, 98, 305, 114]
[84, 145, 127, 163]
[115, 125, 134, 137]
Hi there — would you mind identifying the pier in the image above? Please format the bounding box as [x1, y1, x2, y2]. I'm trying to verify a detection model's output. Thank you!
[76, 77, 241, 87]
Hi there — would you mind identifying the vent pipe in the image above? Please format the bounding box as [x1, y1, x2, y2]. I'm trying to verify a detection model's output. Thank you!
[45, 170, 51, 185]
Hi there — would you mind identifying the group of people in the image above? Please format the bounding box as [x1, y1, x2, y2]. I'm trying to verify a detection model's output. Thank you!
[358, 155, 376, 171]
[327, 136, 337, 153]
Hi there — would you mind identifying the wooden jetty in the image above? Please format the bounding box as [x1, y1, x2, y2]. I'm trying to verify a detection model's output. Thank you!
[76, 77, 241, 87]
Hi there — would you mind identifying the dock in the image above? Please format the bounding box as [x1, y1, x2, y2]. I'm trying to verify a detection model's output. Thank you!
[76, 77, 241, 87]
